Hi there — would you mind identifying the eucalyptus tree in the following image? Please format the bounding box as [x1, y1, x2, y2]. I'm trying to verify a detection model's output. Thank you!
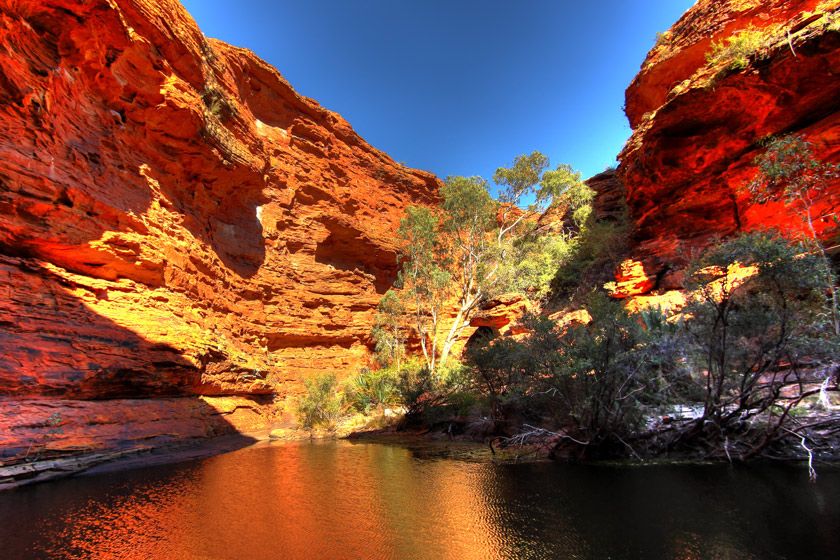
[396, 206, 451, 374]
[748, 134, 840, 334]
[393, 151, 593, 374]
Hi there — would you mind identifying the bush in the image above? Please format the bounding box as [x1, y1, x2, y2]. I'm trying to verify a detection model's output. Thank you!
[467, 295, 684, 457]
[551, 217, 630, 303]
[681, 232, 836, 435]
[540, 294, 676, 452]
[345, 367, 400, 413]
[506, 234, 577, 299]
[466, 231, 839, 461]
[371, 290, 406, 368]
[466, 316, 546, 419]
[706, 26, 773, 71]
[391, 358, 474, 424]
[297, 374, 344, 430]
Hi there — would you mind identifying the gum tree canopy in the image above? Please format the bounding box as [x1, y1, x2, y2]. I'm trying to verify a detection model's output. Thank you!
[388, 151, 591, 375]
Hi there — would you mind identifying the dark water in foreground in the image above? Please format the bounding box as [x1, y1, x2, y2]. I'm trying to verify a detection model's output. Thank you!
[0, 441, 838, 559]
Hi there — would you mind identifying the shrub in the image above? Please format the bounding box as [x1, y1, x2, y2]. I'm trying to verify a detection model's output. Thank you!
[706, 26, 773, 71]
[747, 135, 840, 334]
[467, 295, 684, 457]
[672, 231, 839, 458]
[371, 290, 406, 368]
[297, 374, 344, 430]
[539, 294, 673, 451]
[395, 360, 440, 420]
[346, 367, 400, 413]
[551, 216, 630, 304]
[202, 85, 236, 120]
[654, 31, 669, 47]
[466, 232, 839, 461]
[684, 232, 833, 405]
[391, 358, 473, 424]
[466, 315, 546, 419]
[506, 233, 577, 300]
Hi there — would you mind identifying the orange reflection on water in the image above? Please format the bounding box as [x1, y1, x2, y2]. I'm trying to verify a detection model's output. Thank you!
[22, 441, 837, 559]
[42, 441, 517, 560]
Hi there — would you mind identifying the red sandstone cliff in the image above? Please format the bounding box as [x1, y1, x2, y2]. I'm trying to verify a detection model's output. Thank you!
[4, 0, 840, 475]
[0, 0, 439, 465]
[615, 0, 840, 297]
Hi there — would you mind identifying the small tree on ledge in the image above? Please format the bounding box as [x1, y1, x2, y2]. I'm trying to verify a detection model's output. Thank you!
[747, 134, 840, 334]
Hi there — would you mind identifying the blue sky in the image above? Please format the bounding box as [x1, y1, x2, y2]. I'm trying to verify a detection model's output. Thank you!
[182, 0, 694, 183]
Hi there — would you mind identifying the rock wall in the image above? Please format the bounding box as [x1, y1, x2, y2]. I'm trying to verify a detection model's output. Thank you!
[616, 0, 840, 296]
[0, 0, 439, 462]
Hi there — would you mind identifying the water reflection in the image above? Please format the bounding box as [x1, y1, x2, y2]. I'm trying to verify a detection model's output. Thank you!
[0, 441, 837, 559]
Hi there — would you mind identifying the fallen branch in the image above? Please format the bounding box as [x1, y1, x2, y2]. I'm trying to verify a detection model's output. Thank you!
[782, 427, 817, 482]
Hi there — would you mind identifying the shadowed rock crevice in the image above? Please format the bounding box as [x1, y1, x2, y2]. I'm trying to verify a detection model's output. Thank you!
[314, 218, 400, 294]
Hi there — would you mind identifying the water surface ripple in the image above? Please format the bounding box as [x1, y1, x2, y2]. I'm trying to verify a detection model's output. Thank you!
[0, 440, 838, 559]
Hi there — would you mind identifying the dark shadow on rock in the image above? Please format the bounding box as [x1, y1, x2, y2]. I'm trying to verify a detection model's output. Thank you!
[0, 255, 262, 479]
[0, 255, 201, 399]
[314, 218, 398, 294]
[464, 326, 498, 354]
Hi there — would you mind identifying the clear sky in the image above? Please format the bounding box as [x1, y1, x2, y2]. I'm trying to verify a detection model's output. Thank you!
[181, 0, 695, 183]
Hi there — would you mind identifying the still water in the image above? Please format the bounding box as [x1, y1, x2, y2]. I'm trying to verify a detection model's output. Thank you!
[0, 440, 838, 559]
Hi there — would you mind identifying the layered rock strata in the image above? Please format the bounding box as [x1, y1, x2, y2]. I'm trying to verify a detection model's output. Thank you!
[616, 0, 840, 297]
[0, 0, 439, 465]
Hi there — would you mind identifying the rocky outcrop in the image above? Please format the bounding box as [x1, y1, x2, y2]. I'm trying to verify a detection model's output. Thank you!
[0, 0, 439, 464]
[616, 0, 840, 295]
[469, 294, 532, 333]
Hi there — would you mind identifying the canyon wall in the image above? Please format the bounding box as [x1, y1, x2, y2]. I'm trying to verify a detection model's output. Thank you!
[615, 0, 840, 297]
[0, 0, 439, 463]
[3, 0, 839, 470]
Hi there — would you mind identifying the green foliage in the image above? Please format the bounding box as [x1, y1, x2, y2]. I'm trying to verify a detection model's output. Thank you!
[706, 26, 772, 71]
[466, 232, 839, 460]
[346, 367, 400, 413]
[467, 294, 683, 455]
[398, 206, 441, 263]
[749, 135, 839, 207]
[396, 154, 587, 372]
[297, 374, 344, 430]
[386, 358, 472, 422]
[397, 206, 451, 371]
[684, 232, 835, 415]
[544, 295, 677, 441]
[747, 135, 840, 334]
[552, 216, 630, 303]
[396, 150, 614, 377]
[466, 317, 544, 418]
[441, 176, 496, 233]
[493, 151, 550, 208]
[202, 85, 236, 120]
[504, 233, 577, 299]
[539, 164, 591, 212]
[371, 290, 405, 368]
[654, 30, 671, 48]
[440, 175, 498, 302]
[492, 163, 600, 301]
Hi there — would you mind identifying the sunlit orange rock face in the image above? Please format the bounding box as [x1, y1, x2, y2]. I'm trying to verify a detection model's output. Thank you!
[617, 0, 840, 295]
[0, 0, 439, 459]
[469, 294, 532, 334]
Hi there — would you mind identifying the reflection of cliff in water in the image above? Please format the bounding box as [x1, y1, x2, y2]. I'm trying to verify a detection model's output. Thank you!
[1, 440, 837, 559]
